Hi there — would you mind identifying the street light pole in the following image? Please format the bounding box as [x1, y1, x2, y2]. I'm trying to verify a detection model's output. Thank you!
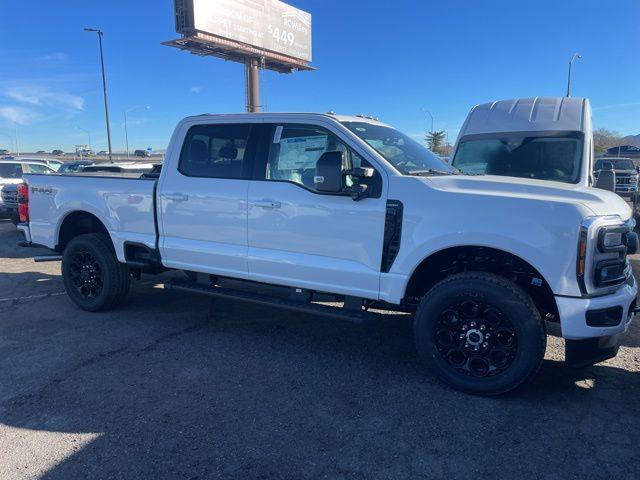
[14, 122, 19, 156]
[124, 106, 150, 159]
[85, 28, 113, 161]
[124, 110, 129, 159]
[77, 127, 91, 150]
[0, 132, 14, 154]
[422, 108, 435, 132]
[566, 53, 582, 97]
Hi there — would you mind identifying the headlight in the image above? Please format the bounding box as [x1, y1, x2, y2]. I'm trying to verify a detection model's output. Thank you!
[598, 226, 627, 253]
[578, 216, 634, 295]
[602, 231, 623, 249]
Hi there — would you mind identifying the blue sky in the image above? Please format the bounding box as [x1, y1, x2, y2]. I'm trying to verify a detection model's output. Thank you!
[0, 0, 638, 152]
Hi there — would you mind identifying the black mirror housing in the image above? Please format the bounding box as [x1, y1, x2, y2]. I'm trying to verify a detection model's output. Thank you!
[595, 169, 616, 192]
[315, 151, 345, 193]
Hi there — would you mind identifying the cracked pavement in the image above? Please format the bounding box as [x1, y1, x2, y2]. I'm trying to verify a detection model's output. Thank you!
[0, 220, 639, 479]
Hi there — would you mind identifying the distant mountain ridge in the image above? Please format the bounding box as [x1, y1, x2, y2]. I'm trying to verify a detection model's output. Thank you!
[620, 133, 640, 146]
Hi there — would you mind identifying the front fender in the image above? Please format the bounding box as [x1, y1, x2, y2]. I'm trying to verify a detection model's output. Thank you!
[387, 177, 590, 298]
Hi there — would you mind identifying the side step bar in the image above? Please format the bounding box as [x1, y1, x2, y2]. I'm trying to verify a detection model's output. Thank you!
[165, 280, 374, 324]
[34, 254, 63, 263]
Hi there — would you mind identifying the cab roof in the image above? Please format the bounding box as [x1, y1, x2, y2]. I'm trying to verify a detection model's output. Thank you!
[460, 97, 589, 136]
[182, 112, 389, 127]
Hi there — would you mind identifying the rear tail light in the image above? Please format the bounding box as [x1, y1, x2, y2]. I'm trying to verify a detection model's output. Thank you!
[17, 183, 29, 223]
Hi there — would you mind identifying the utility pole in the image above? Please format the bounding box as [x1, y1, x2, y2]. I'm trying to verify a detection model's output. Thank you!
[245, 58, 261, 113]
[85, 28, 113, 161]
[566, 53, 582, 97]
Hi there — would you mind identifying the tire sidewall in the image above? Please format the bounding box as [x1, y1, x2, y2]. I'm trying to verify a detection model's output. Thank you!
[415, 275, 545, 395]
[62, 235, 119, 311]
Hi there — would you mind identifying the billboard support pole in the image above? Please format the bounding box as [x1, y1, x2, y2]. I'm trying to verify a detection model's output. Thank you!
[245, 58, 260, 113]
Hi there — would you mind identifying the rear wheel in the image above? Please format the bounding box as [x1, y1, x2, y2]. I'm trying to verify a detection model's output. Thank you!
[62, 233, 130, 312]
[414, 272, 546, 395]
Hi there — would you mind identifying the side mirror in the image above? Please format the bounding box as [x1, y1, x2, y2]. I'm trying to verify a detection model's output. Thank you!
[594, 163, 616, 193]
[315, 151, 345, 193]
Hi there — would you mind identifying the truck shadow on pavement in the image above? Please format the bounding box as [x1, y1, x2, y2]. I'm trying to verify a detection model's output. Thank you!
[0, 285, 639, 479]
[0, 220, 51, 259]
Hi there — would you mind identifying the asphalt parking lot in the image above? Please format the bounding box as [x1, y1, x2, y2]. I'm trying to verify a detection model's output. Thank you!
[0, 220, 638, 480]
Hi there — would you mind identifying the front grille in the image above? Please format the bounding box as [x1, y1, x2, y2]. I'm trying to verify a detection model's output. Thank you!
[616, 176, 632, 185]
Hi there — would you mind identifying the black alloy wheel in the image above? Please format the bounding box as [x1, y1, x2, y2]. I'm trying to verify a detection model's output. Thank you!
[434, 300, 517, 378]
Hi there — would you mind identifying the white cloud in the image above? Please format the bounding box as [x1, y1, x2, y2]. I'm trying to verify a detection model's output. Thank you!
[0, 106, 40, 125]
[190, 86, 203, 94]
[6, 86, 84, 111]
[40, 52, 68, 61]
[593, 101, 640, 112]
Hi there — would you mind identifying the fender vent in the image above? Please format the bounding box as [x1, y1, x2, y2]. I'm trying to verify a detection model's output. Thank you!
[381, 200, 403, 273]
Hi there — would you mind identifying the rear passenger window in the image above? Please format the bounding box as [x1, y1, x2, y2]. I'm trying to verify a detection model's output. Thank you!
[0, 163, 23, 178]
[26, 164, 51, 174]
[179, 124, 252, 179]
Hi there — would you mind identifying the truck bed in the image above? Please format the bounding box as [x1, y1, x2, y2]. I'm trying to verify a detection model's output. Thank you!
[24, 173, 157, 262]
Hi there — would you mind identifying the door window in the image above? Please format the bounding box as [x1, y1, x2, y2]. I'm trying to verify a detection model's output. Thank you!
[25, 164, 52, 174]
[179, 124, 252, 179]
[266, 125, 365, 192]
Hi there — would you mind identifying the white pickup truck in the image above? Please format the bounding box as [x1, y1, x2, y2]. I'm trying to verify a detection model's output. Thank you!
[17, 112, 639, 395]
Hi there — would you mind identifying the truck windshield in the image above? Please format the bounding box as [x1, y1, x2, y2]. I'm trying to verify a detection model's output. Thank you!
[341, 121, 455, 175]
[452, 133, 583, 183]
[594, 159, 635, 170]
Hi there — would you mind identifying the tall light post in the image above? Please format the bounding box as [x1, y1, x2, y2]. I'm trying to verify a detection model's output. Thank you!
[85, 28, 113, 161]
[124, 106, 150, 158]
[77, 126, 91, 149]
[422, 108, 435, 132]
[13, 122, 20, 156]
[0, 132, 14, 154]
[566, 53, 582, 97]
[76, 127, 91, 161]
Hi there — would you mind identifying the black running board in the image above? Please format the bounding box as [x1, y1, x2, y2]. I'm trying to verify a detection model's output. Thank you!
[165, 281, 373, 324]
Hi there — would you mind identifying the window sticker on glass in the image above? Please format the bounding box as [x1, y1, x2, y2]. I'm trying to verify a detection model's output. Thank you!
[273, 126, 283, 144]
[278, 135, 328, 170]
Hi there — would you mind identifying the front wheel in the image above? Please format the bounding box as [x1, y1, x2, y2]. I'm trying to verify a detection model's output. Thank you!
[414, 272, 546, 396]
[62, 233, 130, 312]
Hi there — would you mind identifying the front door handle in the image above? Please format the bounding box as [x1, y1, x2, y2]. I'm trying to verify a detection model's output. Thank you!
[254, 200, 281, 209]
[165, 193, 189, 202]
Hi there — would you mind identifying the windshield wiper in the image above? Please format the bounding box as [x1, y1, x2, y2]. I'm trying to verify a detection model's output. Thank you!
[406, 169, 461, 176]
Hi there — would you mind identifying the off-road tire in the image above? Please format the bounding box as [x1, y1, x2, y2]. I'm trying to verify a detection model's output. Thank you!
[414, 272, 546, 396]
[62, 233, 130, 312]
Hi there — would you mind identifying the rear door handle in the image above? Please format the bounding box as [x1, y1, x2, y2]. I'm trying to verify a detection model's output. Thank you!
[165, 193, 189, 202]
[254, 200, 281, 209]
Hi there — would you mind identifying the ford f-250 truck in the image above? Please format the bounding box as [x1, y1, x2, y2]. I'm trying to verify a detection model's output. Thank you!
[17, 112, 639, 395]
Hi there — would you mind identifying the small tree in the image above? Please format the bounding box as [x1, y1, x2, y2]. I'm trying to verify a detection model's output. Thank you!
[426, 130, 446, 154]
[593, 128, 621, 154]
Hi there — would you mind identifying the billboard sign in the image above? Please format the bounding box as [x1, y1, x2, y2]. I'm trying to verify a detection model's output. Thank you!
[176, 0, 312, 63]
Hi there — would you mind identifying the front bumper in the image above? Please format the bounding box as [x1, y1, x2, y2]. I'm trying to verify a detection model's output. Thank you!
[556, 276, 637, 340]
[615, 187, 637, 197]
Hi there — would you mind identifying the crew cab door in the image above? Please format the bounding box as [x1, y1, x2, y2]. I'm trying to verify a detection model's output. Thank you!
[247, 123, 388, 299]
[158, 122, 258, 279]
